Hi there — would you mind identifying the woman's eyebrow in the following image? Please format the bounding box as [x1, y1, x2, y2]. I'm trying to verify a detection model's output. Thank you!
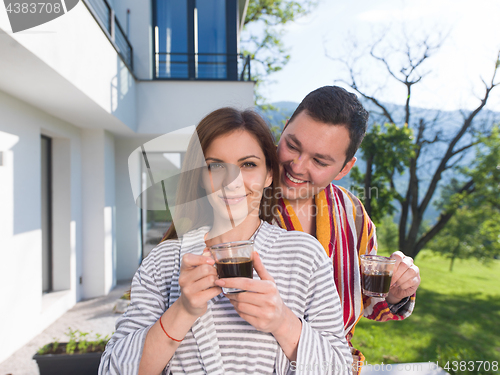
[205, 157, 223, 163]
[205, 155, 260, 163]
[238, 155, 260, 162]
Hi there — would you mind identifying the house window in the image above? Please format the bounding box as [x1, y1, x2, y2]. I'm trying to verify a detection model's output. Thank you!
[154, 0, 235, 80]
[196, 0, 227, 79]
[41, 135, 53, 294]
[141, 152, 185, 259]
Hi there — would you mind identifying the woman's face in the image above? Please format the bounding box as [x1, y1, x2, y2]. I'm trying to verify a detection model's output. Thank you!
[202, 129, 272, 226]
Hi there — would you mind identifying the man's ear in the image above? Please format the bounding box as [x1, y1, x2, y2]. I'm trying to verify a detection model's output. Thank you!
[333, 157, 356, 181]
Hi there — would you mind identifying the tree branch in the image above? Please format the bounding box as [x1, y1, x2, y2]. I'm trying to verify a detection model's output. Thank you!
[414, 180, 475, 254]
[418, 56, 499, 217]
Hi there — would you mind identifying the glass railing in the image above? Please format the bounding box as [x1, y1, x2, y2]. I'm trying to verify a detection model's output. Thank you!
[83, 0, 134, 71]
[154, 53, 251, 81]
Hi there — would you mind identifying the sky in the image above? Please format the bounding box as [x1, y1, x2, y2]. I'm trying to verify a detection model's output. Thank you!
[264, 0, 500, 112]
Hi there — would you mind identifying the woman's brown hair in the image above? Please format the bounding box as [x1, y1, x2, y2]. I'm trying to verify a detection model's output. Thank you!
[161, 107, 279, 241]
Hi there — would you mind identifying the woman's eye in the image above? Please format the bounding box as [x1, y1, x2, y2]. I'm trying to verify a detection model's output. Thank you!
[208, 162, 224, 170]
[242, 162, 257, 168]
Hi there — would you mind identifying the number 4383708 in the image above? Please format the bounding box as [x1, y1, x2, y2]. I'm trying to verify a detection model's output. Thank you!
[5, 3, 62, 14]
[443, 361, 498, 372]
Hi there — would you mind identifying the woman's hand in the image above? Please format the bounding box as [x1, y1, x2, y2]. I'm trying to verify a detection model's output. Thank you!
[386, 251, 420, 305]
[177, 253, 222, 318]
[139, 253, 221, 374]
[215, 252, 285, 332]
[215, 252, 302, 360]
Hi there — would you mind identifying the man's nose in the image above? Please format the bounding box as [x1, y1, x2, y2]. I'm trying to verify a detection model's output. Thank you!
[289, 156, 307, 175]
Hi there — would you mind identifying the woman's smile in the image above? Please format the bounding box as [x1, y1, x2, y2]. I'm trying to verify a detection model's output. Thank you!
[219, 193, 250, 205]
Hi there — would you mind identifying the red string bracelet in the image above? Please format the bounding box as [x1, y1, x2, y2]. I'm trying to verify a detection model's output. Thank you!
[159, 316, 184, 342]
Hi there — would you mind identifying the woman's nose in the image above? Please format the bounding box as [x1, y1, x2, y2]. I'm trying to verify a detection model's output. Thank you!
[223, 169, 244, 190]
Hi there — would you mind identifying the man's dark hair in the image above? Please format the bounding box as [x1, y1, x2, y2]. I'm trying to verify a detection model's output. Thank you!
[288, 86, 369, 166]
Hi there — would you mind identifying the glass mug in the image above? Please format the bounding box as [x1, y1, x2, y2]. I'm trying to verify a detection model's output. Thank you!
[360, 255, 396, 298]
[209, 240, 254, 294]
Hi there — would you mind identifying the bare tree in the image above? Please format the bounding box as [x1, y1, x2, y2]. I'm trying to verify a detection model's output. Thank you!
[329, 32, 500, 258]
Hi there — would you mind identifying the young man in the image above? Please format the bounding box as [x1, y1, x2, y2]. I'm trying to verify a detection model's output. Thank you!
[274, 86, 420, 371]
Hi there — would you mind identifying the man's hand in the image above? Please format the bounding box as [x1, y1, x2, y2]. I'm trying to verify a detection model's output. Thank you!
[177, 253, 222, 318]
[386, 251, 420, 305]
[214, 252, 287, 334]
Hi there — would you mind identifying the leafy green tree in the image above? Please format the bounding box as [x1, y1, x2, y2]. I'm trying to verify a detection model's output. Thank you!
[376, 214, 399, 254]
[429, 126, 500, 270]
[331, 30, 500, 258]
[349, 123, 415, 224]
[242, 0, 316, 108]
[428, 206, 500, 271]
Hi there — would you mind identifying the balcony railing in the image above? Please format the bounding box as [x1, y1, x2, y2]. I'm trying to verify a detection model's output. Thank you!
[83, 0, 134, 71]
[154, 53, 251, 81]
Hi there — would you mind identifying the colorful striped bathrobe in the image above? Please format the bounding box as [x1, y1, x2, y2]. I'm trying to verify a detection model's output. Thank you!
[275, 183, 416, 371]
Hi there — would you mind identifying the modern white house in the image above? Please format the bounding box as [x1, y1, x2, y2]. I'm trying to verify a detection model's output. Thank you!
[0, 0, 254, 362]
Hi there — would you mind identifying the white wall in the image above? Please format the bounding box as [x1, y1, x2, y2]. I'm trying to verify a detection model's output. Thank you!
[137, 80, 255, 133]
[0, 89, 119, 361]
[0, 90, 82, 363]
[81, 129, 116, 299]
[0, 2, 137, 133]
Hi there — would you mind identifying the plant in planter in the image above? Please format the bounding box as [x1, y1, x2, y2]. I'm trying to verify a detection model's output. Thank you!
[33, 328, 110, 375]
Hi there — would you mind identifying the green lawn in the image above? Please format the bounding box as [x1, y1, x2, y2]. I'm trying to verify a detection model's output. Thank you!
[351, 251, 500, 374]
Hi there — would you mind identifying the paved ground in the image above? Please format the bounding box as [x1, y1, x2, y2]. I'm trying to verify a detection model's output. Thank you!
[0, 282, 130, 375]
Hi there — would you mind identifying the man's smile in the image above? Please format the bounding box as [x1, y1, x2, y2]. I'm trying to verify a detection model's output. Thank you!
[283, 165, 309, 185]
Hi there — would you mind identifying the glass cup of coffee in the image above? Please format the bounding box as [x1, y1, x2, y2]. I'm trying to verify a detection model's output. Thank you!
[360, 255, 396, 298]
[209, 240, 254, 294]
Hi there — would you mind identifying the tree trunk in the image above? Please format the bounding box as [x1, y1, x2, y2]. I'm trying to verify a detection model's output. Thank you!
[364, 154, 374, 218]
[449, 244, 460, 271]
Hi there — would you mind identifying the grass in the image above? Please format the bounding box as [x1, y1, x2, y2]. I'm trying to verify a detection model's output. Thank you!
[351, 250, 500, 373]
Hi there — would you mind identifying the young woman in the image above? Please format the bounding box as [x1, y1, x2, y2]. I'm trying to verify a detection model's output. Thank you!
[99, 108, 352, 375]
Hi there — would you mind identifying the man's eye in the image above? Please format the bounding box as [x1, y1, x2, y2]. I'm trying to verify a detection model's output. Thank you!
[287, 141, 298, 151]
[314, 159, 328, 167]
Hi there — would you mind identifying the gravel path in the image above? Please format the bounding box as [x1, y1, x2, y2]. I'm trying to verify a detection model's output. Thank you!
[0, 282, 130, 375]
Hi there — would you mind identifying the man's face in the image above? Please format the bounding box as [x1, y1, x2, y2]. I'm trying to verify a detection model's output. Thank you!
[276, 111, 356, 203]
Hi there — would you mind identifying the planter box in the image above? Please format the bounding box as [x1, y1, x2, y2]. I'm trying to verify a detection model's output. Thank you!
[33, 351, 103, 375]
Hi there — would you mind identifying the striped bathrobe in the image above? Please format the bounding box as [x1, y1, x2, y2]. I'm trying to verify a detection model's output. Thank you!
[275, 183, 416, 369]
[99, 222, 352, 375]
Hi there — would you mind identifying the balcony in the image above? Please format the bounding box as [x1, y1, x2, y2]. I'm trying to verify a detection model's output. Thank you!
[83, 0, 134, 71]
[84, 0, 252, 82]
[154, 52, 251, 81]
[0, 0, 254, 138]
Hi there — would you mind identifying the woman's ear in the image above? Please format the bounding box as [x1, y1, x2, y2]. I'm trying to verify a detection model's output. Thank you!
[264, 169, 273, 188]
